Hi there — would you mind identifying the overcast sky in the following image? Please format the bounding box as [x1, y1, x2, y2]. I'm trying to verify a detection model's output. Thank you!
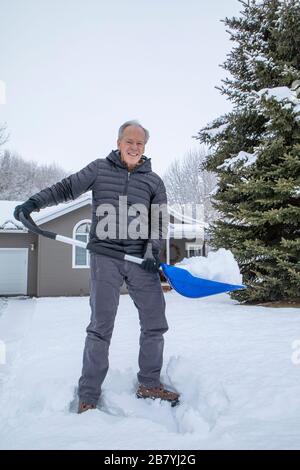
[0, 0, 242, 176]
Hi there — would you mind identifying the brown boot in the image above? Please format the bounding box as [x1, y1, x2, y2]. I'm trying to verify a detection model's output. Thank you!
[78, 402, 96, 414]
[136, 383, 180, 406]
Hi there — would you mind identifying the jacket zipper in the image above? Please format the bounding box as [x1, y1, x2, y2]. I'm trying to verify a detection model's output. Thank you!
[120, 172, 131, 245]
[123, 171, 131, 195]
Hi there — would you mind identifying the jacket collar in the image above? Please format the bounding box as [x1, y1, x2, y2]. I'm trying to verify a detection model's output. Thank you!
[106, 150, 152, 173]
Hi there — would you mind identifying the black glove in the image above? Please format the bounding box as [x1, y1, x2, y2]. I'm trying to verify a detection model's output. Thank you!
[14, 198, 40, 222]
[141, 242, 160, 273]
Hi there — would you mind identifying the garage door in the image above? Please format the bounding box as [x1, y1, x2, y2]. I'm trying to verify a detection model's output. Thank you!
[0, 248, 28, 295]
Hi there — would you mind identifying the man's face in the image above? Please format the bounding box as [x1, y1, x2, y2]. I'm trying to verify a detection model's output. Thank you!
[117, 125, 146, 169]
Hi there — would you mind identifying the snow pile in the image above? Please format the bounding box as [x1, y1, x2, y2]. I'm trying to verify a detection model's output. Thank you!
[1, 293, 300, 450]
[176, 248, 243, 285]
[166, 356, 230, 434]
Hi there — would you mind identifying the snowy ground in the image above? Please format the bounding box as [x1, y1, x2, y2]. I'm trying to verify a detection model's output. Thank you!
[0, 292, 300, 450]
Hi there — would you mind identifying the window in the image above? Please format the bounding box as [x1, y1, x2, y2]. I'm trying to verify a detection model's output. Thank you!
[73, 220, 91, 268]
[185, 243, 203, 258]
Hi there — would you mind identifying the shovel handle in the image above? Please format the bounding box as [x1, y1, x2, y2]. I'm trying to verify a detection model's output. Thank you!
[19, 211, 145, 265]
[86, 242, 144, 265]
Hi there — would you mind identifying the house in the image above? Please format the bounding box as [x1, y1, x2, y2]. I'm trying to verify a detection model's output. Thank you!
[0, 196, 205, 297]
[166, 205, 206, 264]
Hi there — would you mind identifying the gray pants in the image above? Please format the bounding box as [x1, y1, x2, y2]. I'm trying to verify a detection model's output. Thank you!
[78, 253, 168, 405]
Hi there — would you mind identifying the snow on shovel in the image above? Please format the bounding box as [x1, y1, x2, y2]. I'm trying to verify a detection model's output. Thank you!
[19, 212, 245, 299]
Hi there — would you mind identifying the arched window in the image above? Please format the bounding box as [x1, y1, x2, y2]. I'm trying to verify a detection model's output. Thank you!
[72, 220, 91, 268]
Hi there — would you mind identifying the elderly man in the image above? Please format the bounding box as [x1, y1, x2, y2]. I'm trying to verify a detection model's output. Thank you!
[14, 121, 180, 412]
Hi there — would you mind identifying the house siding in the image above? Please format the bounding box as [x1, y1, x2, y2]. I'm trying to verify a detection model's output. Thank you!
[0, 202, 205, 298]
[160, 238, 204, 264]
[166, 213, 204, 263]
[38, 205, 92, 297]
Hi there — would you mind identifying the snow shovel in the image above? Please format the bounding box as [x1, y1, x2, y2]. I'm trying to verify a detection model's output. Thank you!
[19, 212, 245, 299]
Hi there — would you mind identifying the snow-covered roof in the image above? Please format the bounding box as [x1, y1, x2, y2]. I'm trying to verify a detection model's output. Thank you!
[168, 205, 208, 228]
[0, 194, 207, 235]
[169, 223, 204, 239]
[0, 193, 92, 231]
[0, 201, 25, 231]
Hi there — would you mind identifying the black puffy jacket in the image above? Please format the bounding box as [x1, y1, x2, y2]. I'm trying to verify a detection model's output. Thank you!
[30, 150, 168, 256]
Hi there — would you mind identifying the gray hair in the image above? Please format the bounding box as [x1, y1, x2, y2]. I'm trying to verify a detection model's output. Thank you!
[118, 120, 150, 143]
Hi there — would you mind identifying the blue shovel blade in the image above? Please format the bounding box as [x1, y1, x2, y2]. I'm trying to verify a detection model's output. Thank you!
[161, 263, 245, 299]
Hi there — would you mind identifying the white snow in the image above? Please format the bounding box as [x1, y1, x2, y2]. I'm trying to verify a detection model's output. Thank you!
[293, 187, 300, 197]
[0, 194, 92, 230]
[217, 151, 258, 170]
[209, 186, 219, 197]
[241, 151, 258, 167]
[0, 291, 299, 450]
[176, 249, 243, 285]
[0, 220, 20, 230]
[257, 86, 300, 118]
[258, 86, 294, 102]
[1, 199, 209, 232]
[205, 123, 229, 138]
[0, 201, 24, 229]
[169, 223, 204, 239]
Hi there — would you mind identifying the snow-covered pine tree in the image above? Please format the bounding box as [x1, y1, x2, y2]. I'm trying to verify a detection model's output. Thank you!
[195, 0, 300, 303]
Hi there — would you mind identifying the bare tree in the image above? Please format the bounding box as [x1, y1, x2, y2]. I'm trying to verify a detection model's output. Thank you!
[163, 147, 219, 224]
[0, 124, 8, 154]
[0, 150, 67, 200]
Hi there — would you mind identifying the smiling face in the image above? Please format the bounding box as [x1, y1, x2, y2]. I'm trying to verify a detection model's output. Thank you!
[117, 125, 146, 170]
